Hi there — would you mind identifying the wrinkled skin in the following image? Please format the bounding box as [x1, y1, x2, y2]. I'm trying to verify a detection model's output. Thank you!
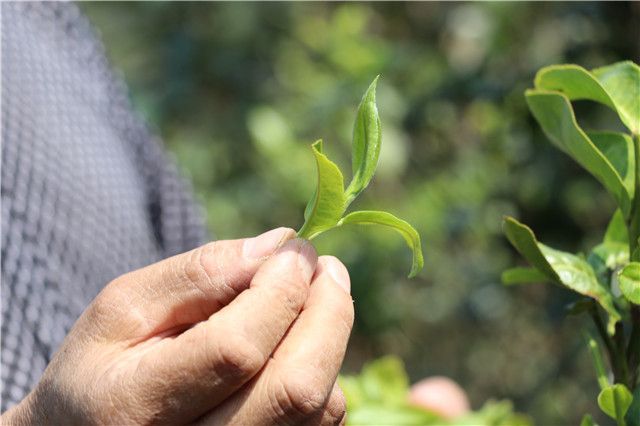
[2, 228, 354, 425]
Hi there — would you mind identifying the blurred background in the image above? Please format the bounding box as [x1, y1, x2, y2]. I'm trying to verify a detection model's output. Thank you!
[82, 3, 639, 424]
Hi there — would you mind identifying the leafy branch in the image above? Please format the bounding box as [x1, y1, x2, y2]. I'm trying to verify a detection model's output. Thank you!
[502, 61, 640, 425]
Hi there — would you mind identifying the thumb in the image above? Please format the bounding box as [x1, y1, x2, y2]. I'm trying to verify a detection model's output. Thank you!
[83, 227, 296, 342]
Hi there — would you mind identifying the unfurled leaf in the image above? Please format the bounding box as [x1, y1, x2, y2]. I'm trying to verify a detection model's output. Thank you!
[345, 76, 382, 206]
[503, 217, 621, 332]
[598, 384, 633, 421]
[534, 62, 640, 134]
[501, 267, 547, 285]
[619, 262, 640, 305]
[298, 140, 346, 239]
[525, 90, 632, 216]
[338, 211, 423, 278]
[592, 61, 640, 134]
[604, 210, 630, 245]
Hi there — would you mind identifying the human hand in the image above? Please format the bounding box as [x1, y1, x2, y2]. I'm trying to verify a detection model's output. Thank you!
[2, 228, 354, 425]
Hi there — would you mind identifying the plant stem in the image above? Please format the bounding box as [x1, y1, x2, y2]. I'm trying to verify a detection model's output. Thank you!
[628, 133, 640, 390]
[590, 308, 618, 379]
[587, 333, 610, 390]
[614, 322, 630, 387]
[630, 133, 640, 261]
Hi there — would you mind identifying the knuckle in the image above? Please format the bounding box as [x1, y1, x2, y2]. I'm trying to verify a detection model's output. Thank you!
[210, 332, 266, 381]
[269, 275, 309, 316]
[273, 372, 327, 420]
[183, 242, 234, 297]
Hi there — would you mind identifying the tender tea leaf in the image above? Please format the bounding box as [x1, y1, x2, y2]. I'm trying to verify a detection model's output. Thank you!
[298, 140, 346, 239]
[535, 64, 616, 108]
[604, 210, 630, 245]
[598, 384, 633, 421]
[525, 90, 632, 216]
[501, 267, 547, 285]
[503, 217, 558, 281]
[619, 262, 640, 305]
[592, 61, 640, 134]
[580, 414, 598, 426]
[589, 132, 635, 198]
[345, 77, 382, 206]
[338, 210, 424, 278]
[534, 62, 640, 134]
[503, 217, 621, 332]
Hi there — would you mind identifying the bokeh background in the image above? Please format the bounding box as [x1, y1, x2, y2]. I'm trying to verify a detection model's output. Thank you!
[82, 3, 639, 424]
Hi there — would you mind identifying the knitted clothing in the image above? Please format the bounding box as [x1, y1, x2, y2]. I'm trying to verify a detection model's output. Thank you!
[1, 2, 209, 410]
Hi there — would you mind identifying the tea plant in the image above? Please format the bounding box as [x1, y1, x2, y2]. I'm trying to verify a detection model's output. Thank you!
[297, 77, 423, 278]
[503, 61, 640, 425]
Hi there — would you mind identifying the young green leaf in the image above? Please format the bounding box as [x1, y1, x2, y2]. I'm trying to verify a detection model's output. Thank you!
[592, 61, 640, 135]
[534, 62, 640, 134]
[298, 140, 346, 240]
[605, 210, 630, 245]
[501, 267, 547, 286]
[503, 216, 621, 332]
[297, 78, 423, 279]
[618, 262, 640, 305]
[525, 90, 632, 216]
[338, 210, 423, 278]
[345, 76, 382, 206]
[598, 384, 633, 423]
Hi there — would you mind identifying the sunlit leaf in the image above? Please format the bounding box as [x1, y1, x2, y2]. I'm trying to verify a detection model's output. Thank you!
[298, 140, 346, 239]
[619, 262, 640, 305]
[501, 267, 547, 285]
[338, 210, 424, 278]
[592, 61, 640, 134]
[345, 76, 382, 206]
[503, 217, 621, 332]
[359, 356, 409, 405]
[525, 90, 632, 216]
[346, 405, 441, 426]
[598, 384, 633, 421]
[534, 62, 640, 134]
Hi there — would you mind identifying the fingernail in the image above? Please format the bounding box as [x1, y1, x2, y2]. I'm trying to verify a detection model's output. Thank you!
[325, 257, 351, 294]
[243, 228, 293, 260]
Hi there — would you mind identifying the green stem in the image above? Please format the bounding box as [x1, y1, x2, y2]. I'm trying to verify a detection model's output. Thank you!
[587, 333, 610, 390]
[628, 133, 640, 390]
[630, 133, 640, 261]
[613, 322, 630, 387]
[591, 308, 619, 380]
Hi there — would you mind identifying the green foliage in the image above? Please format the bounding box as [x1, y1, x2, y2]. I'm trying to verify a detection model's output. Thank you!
[298, 79, 423, 278]
[503, 217, 620, 332]
[619, 263, 640, 305]
[597, 384, 633, 425]
[339, 356, 531, 426]
[504, 60, 640, 422]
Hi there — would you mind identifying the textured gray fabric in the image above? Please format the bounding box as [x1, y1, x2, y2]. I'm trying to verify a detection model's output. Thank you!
[1, 2, 209, 411]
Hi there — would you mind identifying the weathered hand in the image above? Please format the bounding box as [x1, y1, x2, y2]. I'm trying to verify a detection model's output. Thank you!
[2, 228, 354, 425]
